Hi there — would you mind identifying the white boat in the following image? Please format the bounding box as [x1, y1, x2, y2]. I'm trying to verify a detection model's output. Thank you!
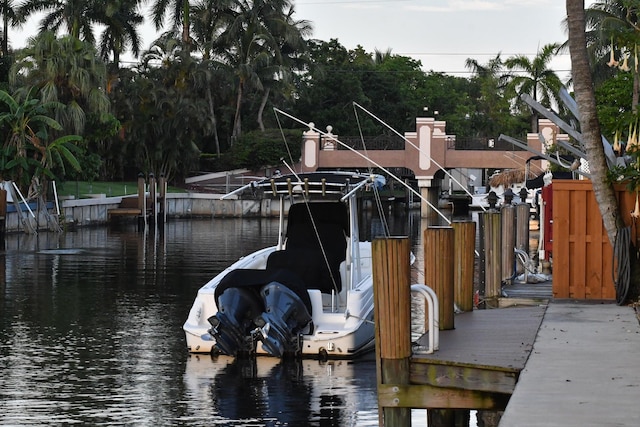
[183, 171, 386, 359]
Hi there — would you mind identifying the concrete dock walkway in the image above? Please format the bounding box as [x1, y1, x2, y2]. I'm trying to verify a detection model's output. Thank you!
[500, 301, 640, 427]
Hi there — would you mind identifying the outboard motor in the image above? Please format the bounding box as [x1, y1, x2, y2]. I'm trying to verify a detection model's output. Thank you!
[208, 287, 263, 356]
[256, 282, 312, 357]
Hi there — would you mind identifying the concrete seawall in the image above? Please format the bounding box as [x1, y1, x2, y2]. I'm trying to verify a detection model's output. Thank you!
[3, 193, 277, 233]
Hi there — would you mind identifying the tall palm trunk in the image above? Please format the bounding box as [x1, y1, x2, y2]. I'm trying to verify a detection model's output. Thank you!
[566, 0, 623, 245]
[182, 0, 191, 52]
[2, 0, 8, 56]
[257, 87, 270, 131]
[232, 80, 244, 141]
[206, 86, 220, 156]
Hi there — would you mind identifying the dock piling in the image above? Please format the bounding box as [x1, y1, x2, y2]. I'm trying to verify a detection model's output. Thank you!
[480, 212, 502, 306]
[452, 221, 476, 312]
[501, 206, 516, 285]
[373, 237, 412, 427]
[424, 226, 455, 330]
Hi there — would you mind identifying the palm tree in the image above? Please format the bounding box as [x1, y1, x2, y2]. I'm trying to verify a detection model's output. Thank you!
[10, 32, 110, 135]
[0, 0, 21, 56]
[254, 5, 311, 131]
[96, 0, 144, 68]
[191, 0, 236, 59]
[566, 0, 624, 275]
[0, 88, 81, 196]
[123, 40, 213, 178]
[503, 43, 565, 132]
[465, 53, 521, 137]
[216, 0, 309, 140]
[150, 0, 192, 50]
[18, 0, 100, 43]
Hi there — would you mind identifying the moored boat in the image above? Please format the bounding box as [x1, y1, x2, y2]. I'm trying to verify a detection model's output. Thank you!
[183, 171, 389, 359]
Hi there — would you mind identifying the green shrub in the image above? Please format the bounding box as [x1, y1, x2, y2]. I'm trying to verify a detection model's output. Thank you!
[213, 128, 302, 171]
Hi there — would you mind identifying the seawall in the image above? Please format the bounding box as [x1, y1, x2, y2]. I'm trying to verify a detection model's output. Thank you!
[3, 193, 277, 233]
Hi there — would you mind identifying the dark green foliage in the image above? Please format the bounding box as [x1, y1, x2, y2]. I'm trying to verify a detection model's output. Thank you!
[595, 71, 638, 139]
[63, 150, 102, 182]
[0, 56, 12, 91]
[216, 128, 302, 171]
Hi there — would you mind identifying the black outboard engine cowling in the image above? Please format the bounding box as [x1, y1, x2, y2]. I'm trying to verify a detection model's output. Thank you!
[208, 287, 263, 356]
[256, 282, 312, 357]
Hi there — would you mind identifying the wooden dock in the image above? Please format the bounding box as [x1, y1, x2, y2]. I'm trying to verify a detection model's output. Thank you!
[373, 231, 556, 425]
[378, 305, 547, 411]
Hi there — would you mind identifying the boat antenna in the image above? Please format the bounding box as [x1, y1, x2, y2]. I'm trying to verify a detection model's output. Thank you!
[273, 107, 452, 225]
[352, 102, 487, 212]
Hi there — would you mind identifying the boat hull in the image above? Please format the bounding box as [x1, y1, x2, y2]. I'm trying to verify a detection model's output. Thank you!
[184, 242, 376, 359]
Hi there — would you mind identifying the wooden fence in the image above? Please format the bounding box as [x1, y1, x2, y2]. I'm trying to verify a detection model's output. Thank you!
[552, 180, 638, 300]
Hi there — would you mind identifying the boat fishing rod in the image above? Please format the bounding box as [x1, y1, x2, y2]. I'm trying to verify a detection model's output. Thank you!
[352, 102, 487, 212]
[273, 107, 453, 225]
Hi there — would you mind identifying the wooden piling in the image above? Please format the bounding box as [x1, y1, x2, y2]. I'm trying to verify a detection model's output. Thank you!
[149, 174, 157, 224]
[481, 212, 502, 307]
[452, 221, 476, 312]
[501, 206, 515, 285]
[424, 226, 454, 330]
[137, 175, 146, 230]
[159, 175, 167, 224]
[373, 237, 411, 427]
[515, 203, 530, 274]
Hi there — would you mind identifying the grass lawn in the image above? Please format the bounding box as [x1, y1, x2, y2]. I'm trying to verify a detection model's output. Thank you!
[55, 181, 186, 198]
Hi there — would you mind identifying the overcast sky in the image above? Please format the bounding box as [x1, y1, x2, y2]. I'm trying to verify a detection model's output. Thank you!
[294, 0, 592, 81]
[13, 0, 597, 82]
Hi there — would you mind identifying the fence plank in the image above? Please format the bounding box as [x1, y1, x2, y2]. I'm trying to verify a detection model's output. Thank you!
[572, 189, 587, 298]
[552, 184, 571, 298]
[551, 180, 633, 301]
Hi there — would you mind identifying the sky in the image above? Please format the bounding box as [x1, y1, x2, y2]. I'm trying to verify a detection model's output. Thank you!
[294, 0, 572, 78]
[12, 0, 596, 82]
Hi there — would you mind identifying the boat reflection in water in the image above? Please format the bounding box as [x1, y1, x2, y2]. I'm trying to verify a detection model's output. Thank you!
[184, 354, 380, 426]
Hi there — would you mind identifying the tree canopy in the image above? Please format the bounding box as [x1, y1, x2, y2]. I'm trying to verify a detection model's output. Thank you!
[0, 0, 602, 188]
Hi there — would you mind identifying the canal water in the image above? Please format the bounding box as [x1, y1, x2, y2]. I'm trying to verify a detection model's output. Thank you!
[0, 213, 445, 426]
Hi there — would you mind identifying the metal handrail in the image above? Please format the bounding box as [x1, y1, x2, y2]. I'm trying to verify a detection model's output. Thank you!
[410, 284, 439, 354]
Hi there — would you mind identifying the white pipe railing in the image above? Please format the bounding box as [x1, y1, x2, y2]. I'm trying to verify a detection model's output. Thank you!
[410, 284, 439, 354]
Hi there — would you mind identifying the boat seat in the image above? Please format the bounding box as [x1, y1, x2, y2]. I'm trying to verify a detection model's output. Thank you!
[266, 247, 342, 294]
[214, 267, 312, 314]
[278, 202, 348, 294]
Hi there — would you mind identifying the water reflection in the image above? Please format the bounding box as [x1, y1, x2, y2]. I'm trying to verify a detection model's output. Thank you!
[0, 215, 425, 426]
[184, 355, 379, 426]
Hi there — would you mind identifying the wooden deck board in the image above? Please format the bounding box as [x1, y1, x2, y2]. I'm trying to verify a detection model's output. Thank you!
[378, 305, 548, 408]
[412, 305, 546, 370]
